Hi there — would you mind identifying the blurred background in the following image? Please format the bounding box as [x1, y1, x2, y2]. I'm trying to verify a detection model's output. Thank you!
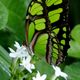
[70, 0, 80, 26]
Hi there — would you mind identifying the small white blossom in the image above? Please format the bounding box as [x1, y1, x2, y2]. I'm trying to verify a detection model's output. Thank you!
[9, 41, 29, 58]
[32, 71, 47, 80]
[20, 55, 35, 73]
[52, 65, 68, 80]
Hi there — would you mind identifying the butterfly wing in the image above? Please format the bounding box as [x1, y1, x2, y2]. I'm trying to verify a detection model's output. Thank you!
[26, 0, 70, 65]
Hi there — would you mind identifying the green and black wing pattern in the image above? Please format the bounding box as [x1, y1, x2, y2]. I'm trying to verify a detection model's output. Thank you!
[25, 0, 70, 65]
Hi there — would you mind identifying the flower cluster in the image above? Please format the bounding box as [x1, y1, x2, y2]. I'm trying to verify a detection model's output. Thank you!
[9, 41, 68, 80]
[9, 41, 35, 73]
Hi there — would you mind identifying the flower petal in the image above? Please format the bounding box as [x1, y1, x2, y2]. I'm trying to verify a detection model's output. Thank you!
[20, 56, 35, 73]
[52, 65, 68, 80]
[32, 77, 36, 80]
[61, 72, 68, 80]
[31, 64, 35, 69]
[9, 53, 17, 58]
[32, 71, 47, 80]
[25, 66, 32, 73]
[14, 41, 21, 49]
[41, 74, 47, 79]
[9, 48, 15, 53]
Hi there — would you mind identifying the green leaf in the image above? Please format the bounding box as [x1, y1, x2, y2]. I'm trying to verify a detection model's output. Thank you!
[0, 29, 14, 48]
[71, 24, 80, 43]
[0, 63, 10, 80]
[64, 62, 80, 80]
[0, 46, 11, 65]
[35, 59, 54, 80]
[0, 1, 8, 29]
[68, 24, 80, 58]
[68, 41, 80, 58]
[0, 46, 11, 80]
[0, 0, 31, 47]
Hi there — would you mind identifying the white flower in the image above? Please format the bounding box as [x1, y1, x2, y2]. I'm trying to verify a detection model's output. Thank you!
[20, 55, 35, 73]
[9, 41, 29, 58]
[52, 65, 68, 80]
[9, 41, 35, 73]
[32, 71, 47, 80]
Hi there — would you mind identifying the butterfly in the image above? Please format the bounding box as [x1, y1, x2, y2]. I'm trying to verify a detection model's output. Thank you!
[25, 0, 70, 65]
